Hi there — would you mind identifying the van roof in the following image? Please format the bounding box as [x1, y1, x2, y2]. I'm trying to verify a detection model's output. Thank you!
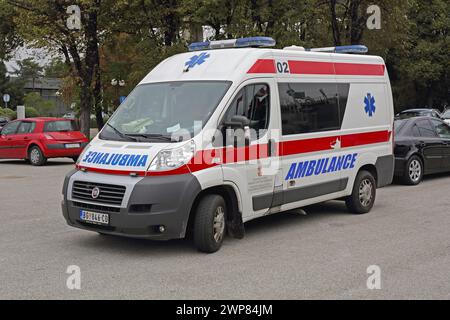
[140, 48, 386, 85]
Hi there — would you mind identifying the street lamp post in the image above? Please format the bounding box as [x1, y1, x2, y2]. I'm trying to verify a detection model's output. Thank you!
[111, 78, 125, 111]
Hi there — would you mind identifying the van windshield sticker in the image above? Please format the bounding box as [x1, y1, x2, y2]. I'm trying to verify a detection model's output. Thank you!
[285, 153, 358, 180]
[81, 151, 148, 167]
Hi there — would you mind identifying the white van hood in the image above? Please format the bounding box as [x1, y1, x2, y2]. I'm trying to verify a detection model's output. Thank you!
[78, 139, 172, 174]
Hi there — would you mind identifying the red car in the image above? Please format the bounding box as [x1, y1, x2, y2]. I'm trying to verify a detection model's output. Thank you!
[0, 117, 89, 166]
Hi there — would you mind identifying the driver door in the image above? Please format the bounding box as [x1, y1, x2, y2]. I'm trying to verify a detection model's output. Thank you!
[219, 79, 281, 219]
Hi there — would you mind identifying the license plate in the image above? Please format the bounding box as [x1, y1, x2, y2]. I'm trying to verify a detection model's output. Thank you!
[65, 143, 81, 149]
[79, 210, 109, 226]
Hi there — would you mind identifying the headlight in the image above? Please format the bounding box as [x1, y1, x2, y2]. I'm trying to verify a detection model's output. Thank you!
[148, 140, 195, 172]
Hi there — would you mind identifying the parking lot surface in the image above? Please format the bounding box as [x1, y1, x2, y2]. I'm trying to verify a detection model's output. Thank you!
[0, 158, 449, 299]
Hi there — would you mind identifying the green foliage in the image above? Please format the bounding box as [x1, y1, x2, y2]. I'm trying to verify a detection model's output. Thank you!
[25, 106, 39, 118]
[0, 61, 25, 108]
[23, 92, 55, 116]
[0, 107, 16, 120]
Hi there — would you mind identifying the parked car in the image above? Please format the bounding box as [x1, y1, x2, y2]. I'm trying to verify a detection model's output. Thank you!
[0, 117, 89, 166]
[0, 116, 9, 130]
[441, 109, 450, 126]
[395, 108, 442, 120]
[394, 116, 450, 185]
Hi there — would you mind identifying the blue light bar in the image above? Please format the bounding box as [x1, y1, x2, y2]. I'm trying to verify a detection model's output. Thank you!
[308, 45, 368, 54]
[235, 37, 276, 48]
[188, 37, 276, 52]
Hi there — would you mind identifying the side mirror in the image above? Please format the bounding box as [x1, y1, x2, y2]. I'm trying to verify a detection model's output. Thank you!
[224, 115, 251, 129]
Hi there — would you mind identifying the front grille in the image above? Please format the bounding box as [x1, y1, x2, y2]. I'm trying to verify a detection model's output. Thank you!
[72, 201, 121, 213]
[72, 181, 126, 206]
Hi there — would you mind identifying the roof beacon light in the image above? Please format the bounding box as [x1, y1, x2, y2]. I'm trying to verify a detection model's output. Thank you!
[307, 45, 368, 54]
[188, 37, 276, 52]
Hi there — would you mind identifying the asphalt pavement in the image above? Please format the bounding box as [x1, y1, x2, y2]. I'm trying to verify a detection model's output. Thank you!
[0, 158, 449, 299]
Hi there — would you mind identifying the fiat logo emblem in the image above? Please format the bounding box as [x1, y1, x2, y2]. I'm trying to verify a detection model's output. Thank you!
[91, 187, 100, 199]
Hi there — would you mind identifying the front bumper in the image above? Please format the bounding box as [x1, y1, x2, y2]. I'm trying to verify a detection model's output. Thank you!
[61, 169, 201, 240]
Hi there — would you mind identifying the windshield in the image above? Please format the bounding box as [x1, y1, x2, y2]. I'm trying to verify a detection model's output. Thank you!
[100, 81, 231, 142]
[44, 120, 77, 132]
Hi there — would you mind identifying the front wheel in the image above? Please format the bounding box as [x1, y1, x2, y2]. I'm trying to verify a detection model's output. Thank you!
[29, 146, 47, 166]
[193, 195, 226, 253]
[346, 170, 376, 214]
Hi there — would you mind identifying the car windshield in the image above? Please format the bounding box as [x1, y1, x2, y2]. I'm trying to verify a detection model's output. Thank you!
[442, 110, 450, 119]
[44, 120, 77, 132]
[100, 81, 231, 142]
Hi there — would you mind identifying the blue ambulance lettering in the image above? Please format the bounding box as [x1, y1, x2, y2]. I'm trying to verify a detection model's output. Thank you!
[285, 153, 358, 180]
[82, 151, 149, 168]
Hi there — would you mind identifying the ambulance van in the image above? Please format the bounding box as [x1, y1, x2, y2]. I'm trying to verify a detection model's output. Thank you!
[62, 37, 394, 253]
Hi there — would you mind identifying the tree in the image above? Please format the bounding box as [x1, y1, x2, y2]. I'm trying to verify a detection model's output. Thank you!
[23, 92, 55, 116]
[0, 0, 22, 60]
[9, 0, 106, 136]
[0, 61, 25, 109]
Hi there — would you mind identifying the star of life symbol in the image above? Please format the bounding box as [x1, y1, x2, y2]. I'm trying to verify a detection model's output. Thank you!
[185, 52, 210, 69]
[364, 93, 376, 117]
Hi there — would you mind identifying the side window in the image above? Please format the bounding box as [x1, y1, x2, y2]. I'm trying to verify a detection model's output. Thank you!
[411, 124, 421, 137]
[431, 120, 450, 139]
[416, 119, 437, 138]
[1, 121, 20, 135]
[222, 83, 270, 139]
[17, 122, 36, 134]
[278, 83, 345, 135]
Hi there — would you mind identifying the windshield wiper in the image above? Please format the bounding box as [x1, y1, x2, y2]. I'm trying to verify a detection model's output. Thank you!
[127, 133, 177, 142]
[106, 123, 139, 142]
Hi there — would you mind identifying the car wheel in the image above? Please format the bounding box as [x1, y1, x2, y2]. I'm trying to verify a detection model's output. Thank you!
[345, 170, 376, 214]
[71, 156, 79, 163]
[28, 146, 47, 166]
[401, 155, 423, 185]
[193, 194, 226, 253]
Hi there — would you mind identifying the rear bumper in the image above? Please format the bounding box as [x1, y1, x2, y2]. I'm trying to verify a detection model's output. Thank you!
[42, 142, 88, 158]
[61, 170, 202, 240]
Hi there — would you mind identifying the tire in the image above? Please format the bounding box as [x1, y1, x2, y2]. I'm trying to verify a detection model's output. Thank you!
[71, 156, 79, 163]
[345, 170, 376, 214]
[193, 195, 226, 253]
[401, 155, 423, 185]
[28, 146, 47, 166]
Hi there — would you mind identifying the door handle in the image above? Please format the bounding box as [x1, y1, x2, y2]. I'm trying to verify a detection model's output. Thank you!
[268, 139, 276, 157]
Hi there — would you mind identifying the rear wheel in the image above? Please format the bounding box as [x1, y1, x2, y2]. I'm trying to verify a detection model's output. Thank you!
[193, 195, 226, 253]
[401, 155, 423, 185]
[71, 156, 79, 163]
[346, 170, 376, 214]
[29, 146, 47, 166]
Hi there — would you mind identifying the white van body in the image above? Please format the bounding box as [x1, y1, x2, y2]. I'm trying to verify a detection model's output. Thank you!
[62, 43, 394, 252]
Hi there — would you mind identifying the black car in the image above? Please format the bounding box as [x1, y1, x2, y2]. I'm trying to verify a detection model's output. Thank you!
[395, 108, 442, 120]
[394, 117, 450, 185]
[0, 117, 9, 130]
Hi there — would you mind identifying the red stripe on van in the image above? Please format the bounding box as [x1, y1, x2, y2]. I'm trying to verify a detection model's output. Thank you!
[75, 165, 147, 176]
[341, 130, 392, 148]
[247, 59, 276, 74]
[248, 59, 385, 76]
[77, 130, 391, 176]
[334, 62, 385, 76]
[288, 61, 335, 75]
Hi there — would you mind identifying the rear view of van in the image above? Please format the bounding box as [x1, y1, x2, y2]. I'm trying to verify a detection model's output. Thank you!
[62, 37, 394, 253]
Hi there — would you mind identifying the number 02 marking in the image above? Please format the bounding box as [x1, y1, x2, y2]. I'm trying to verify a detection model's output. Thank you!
[276, 61, 290, 74]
